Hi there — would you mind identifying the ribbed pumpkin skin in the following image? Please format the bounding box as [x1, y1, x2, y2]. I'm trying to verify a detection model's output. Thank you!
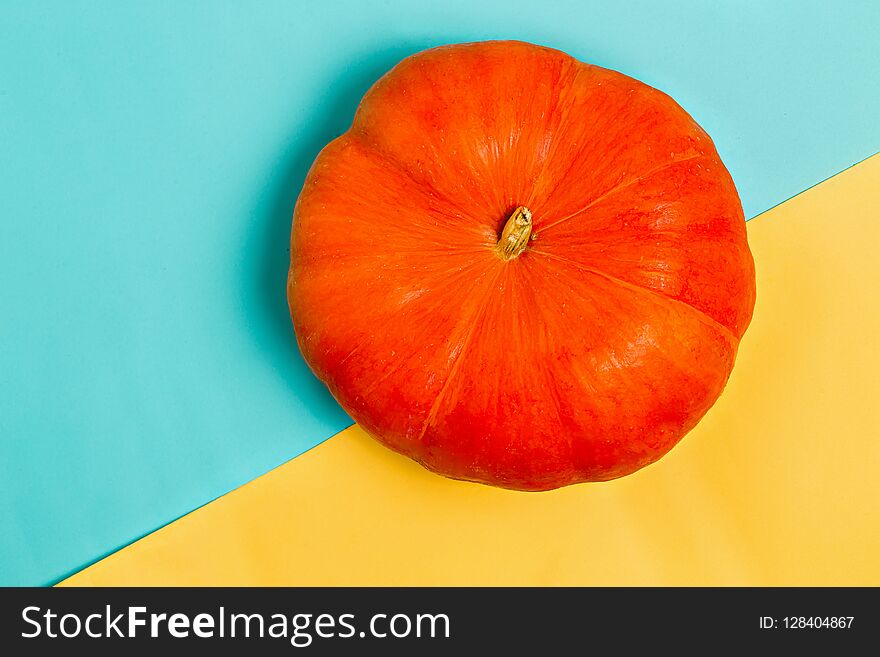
[288, 41, 756, 491]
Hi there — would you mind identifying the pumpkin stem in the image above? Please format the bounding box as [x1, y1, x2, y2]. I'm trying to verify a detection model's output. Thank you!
[495, 206, 533, 261]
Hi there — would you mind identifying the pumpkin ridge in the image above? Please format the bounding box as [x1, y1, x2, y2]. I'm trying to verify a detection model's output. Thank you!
[525, 63, 637, 210]
[523, 61, 589, 208]
[415, 263, 506, 443]
[531, 248, 740, 343]
[535, 151, 707, 235]
[513, 261, 577, 475]
[345, 131, 482, 225]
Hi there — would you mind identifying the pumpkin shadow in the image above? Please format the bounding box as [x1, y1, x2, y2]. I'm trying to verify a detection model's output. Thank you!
[247, 42, 433, 422]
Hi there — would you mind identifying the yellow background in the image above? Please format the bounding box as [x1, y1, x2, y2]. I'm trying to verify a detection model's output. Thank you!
[63, 155, 880, 586]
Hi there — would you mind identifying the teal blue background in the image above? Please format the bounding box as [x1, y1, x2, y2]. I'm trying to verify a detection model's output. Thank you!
[1, 1, 879, 586]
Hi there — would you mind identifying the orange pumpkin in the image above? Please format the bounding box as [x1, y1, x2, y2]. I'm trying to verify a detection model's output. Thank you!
[288, 41, 756, 491]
